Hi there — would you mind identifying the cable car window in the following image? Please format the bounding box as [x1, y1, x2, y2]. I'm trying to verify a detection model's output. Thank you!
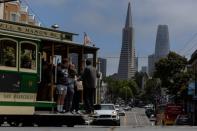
[0, 39, 17, 69]
[20, 42, 37, 72]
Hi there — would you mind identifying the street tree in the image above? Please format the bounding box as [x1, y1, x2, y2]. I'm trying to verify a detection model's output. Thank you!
[144, 78, 161, 104]
[104, 76, 139, 103]
[119, 86, 133, 103]
[154, 51, 190, 102]
[134, 72, 144, 89]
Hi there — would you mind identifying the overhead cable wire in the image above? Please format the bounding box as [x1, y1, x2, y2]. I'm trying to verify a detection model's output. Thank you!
[178, 32, 197, 54]
[22, 0, 46, 27]
[182, 41, 197, 56]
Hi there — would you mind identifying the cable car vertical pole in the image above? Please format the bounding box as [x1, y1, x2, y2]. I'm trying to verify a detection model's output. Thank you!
[51, 43, 55, 111]
[81, 46, 84, 103]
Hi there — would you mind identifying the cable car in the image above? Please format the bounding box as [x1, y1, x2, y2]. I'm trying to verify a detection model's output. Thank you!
[0, 19, 99, 126]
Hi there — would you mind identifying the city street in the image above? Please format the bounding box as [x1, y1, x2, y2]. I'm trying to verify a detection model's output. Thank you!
[0, 0, 197, 130]
[1, 107, 197, 130]
[120, 107, 152, 127]
[0, 126, 197, 131]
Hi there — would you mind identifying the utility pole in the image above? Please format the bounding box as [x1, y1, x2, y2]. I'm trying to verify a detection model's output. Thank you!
[97, 59, 101, 104]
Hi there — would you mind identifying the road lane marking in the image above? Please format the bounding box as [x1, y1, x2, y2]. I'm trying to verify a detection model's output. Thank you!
[133, 109, 138, 126]
[123, 112, 131, 126]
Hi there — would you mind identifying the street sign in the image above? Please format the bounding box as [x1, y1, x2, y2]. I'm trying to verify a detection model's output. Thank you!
[188, 82, 197, 96]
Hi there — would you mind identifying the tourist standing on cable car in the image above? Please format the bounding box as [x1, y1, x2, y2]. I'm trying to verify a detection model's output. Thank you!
[81, 60, 99, 114]
[56, 59, 69, 113]
[64, 63, 77, 113]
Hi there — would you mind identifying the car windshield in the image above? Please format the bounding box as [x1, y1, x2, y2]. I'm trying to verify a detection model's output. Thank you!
[179, 115, 189, 120]
[115, 105, 119, 108]
[94, 105, 115, 110]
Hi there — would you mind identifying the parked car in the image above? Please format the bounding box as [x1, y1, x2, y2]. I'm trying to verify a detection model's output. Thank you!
[118, 108, 126, 116]
[124, 106, 132, 111]
[137, 101, 145, 108]
[175, 114, 191, 125]
[115, 104, 120, 112]
[144, 104, 154, 109]
[149, 114, 156, 121]
[145, 108, 155, 118]
[91, 104, 120, 126]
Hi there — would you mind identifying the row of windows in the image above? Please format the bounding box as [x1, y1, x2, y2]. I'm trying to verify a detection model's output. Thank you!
[0, 39, 37, 73]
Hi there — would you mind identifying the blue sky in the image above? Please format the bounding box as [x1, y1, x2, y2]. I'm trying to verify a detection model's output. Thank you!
[25, 0, 197, 75]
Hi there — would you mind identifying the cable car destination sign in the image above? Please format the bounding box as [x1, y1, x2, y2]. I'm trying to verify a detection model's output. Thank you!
[0, 20, 72, 40]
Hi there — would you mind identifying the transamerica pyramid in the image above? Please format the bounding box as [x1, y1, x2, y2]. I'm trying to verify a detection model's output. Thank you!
[118, 2, 136, 80]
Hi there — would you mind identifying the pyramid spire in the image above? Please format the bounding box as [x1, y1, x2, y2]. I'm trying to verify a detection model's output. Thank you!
[118, 2, 136, 80]
[125, 2, 132, 28]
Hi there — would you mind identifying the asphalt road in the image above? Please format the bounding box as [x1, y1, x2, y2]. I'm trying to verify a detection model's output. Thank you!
[0, 107, 153, 128]
[0, 126, 197, 131]
[0, 107, 197, 130]
[120, 107, 152, 127]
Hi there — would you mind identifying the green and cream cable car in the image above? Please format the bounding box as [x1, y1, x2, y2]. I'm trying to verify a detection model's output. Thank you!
[0, 19, 99, 126]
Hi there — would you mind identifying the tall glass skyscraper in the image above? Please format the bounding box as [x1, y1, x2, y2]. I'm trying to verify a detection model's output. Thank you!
[148, 25, 170, 77]
[155, 25, 170, 62]
[148, 54, 155, 77]
[118, 2, 136, 79]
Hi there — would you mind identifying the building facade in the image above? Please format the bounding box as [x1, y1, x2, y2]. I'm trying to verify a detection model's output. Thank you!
[118, 2, 136, 80]
[0, 0, 40, 26]
[0, 3, 4, 19]
[141, 66, 148, 74]
[148, 54, 155, 77]
[189, 50, 197, 125]
[98, 58, 107, 78]
[135, 56, 138, 72]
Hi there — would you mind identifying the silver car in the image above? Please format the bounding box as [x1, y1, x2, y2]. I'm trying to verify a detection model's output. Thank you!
[91, 104, 120, 126]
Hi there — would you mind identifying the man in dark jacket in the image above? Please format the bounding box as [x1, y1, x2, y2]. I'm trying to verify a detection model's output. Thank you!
[82, 59, 100, 114]
[56, 59, 69, 113]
